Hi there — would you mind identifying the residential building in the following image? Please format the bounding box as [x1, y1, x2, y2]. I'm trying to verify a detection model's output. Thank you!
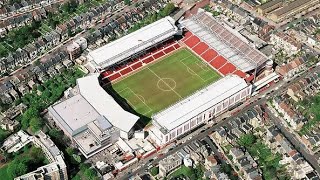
[270, 32, 301, 56]
[66, 42, 81, 60]
[158, 153, 182, 177]
[268, 0, 319, 23]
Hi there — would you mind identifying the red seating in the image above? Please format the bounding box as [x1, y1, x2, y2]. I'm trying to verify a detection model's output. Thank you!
[101, 70, 112, 78]
[142, 57, 154, 64]
[174, 43, 180, 49]
[163, 46, 175, 54]
[183, 31, 193, 41]
[201, 49, 218, 62]
[210, 56, 227, 69]
[120, 67, 133, 75]
[192, 42, 209, 55]
[219, 63, 236, 75]
[108, 73, 121, 81]
[153, 51, 165, 59]
[131, 62, 143, 70]
[234, 70, 247, 78]
[184, 36, 200, 48]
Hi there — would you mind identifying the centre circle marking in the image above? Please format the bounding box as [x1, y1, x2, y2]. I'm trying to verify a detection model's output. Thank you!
[157, 78, 177, 92]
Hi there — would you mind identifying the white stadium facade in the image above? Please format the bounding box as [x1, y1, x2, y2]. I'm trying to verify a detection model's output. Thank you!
[149, 75, 252, 146]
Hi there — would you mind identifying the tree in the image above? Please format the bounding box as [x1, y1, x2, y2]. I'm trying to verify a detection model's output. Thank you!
[37, 85, 45, 92]
[124, 0, 131, 5]
[7, 160, 28, 179]
[84, 168, 98, 180]
[238, 134, 256, 147]
[49, 128, 64, 140]
[220, 163, 232, 174]
[29, 117, 43, 132]
[160, 3, 175, 17]
[66, 147, 75, 157]
[193, 165, 204, 179]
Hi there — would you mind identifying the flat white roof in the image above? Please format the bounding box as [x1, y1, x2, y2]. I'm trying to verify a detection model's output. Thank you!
[77, 74, 139, 133]
[50, 94, 101, 135]
[87, 16, 178, 69]
[153, 75, 249, 131]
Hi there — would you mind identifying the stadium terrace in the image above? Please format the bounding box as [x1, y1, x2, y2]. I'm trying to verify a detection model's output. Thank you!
[87, 16, 178, 70]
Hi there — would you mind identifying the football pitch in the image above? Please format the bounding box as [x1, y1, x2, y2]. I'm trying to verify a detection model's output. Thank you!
[108, 48, 221, 118]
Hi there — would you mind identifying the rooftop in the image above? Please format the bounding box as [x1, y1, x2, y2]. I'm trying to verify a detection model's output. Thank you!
[153, 75, 249, 131]
[273, 0, 317, 17]
[49, 94, 101, 136]
[77, 74, 139, 133]
[87, 16, 178, 69]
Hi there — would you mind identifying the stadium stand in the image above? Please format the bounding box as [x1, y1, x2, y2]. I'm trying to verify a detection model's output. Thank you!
[181, 11, 268, 73]
[181, 28, 251, 78]
[88, 17, 178, 69]
[101, 40, 181, 82]
[201, 49, 218, 62]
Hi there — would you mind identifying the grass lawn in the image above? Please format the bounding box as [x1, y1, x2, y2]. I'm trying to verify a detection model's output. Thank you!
[108, 48, 221, 117]
[169, 165, 193, 178]
[0, 165, 10, 180]
[150, 166, 159, 176]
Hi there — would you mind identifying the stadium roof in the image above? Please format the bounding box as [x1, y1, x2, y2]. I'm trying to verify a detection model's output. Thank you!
[77, 74, 139, 133]
[152, 75, 249, 131]
[87, 16, 178, 69]
[181, 11, 268, 72]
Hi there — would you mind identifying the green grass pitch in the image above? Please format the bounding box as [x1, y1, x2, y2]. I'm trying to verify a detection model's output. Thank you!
[108, 48, 221, 118]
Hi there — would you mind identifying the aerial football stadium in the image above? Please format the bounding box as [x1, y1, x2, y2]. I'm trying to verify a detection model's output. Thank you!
[85, 11, 268, 146]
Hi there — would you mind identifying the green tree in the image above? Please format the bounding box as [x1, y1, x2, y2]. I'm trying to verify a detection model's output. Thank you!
[238, 134, 256, 147]
[124, 0, 131, 5]
[84, 168, 98, 180]
[7, 160, 28, 179]
[37, 85, 45, 92]
[29, 117, 43, 132]
[48, 128, 64, 140]
[160, 3, 175, 17]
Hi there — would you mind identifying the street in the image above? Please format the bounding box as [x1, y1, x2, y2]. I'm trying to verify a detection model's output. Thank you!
[267, 107, 320, 174]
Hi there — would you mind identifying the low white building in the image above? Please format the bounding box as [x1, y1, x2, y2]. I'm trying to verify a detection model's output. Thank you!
[49, 73, 139, 158]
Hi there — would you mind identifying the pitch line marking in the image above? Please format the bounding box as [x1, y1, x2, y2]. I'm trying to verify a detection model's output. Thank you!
[147, 67, 183, 99]
[183, 48, 220, 81]
[127, 88, 152, 114]
[180, 60, 209, 82]
[157, 78, 177, 92]
[117, 87, 152, 114]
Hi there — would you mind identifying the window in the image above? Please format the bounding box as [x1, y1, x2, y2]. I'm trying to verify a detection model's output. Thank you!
[235, 94, 240, 102]
[170, 131, 176, 139]
[229, 96, 235, 105]
[216, 104, 222, 112]
[197, 115, 203, 124]
[241, 90, 247, 98]
[184, 123, 190, 131]
[177, 127, 183, 136]
[191, 119, 196, 127]
[223, 100, 229, 109]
